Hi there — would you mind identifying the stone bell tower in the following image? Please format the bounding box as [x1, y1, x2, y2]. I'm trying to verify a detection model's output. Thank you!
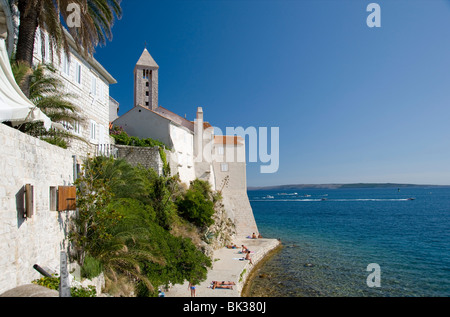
[134, 48, 159, 110]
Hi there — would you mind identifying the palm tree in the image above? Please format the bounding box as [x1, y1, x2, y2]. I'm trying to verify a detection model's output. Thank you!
[11, 59, 85, 147]
[71, 156, 165, 295]
[13, 0, 122, 95]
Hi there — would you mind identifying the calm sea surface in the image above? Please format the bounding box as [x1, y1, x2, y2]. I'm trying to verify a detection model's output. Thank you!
[246, 187, 450, 297]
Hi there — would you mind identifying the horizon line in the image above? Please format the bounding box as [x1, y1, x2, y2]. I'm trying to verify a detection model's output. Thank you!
[247, 182, 450, 189]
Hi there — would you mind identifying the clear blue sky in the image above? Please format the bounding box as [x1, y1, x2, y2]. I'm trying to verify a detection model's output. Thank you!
[95, 0, 450, 186]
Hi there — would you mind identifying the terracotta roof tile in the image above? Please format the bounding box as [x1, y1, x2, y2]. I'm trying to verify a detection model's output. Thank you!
[214, 135, 244, 145]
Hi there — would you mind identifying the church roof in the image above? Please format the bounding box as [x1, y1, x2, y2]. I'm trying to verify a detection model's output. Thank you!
[153, 106, 193, 131]
[136, 48, 159, 68]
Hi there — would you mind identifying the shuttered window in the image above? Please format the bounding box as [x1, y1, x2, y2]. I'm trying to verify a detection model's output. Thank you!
[58, 186, 77, 211]
[74, 60, 82, 85]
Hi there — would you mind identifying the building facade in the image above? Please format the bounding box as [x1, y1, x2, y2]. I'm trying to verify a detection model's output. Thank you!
[0, 1, 118, 294]
[30, 28, 117, 158]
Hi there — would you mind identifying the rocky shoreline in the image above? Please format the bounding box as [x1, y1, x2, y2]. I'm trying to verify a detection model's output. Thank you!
[241, 242, 283, 297]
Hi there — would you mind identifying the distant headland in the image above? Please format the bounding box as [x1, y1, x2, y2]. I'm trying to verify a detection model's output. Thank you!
[248, 183, 450, 191]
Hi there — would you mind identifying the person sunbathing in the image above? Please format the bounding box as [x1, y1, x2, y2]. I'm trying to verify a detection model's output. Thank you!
[245, 250, 253, 265]
[212, 281, 235, 285]
[212, 281, 233, 289]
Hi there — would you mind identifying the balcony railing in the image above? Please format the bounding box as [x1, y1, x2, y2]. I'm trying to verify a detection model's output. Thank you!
[95, 144, 118, 158]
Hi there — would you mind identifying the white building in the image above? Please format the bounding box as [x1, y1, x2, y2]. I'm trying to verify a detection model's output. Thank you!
[109, 96, 120, 122]
[114, 48, 259, 237]
[31, 28, 117, 158]
[114, 104, 198, 185]
[114, 48, 202, 185]
[0, 1, 120, 294]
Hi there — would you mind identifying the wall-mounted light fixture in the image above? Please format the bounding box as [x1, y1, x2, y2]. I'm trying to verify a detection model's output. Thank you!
[24, 184, 34, 218]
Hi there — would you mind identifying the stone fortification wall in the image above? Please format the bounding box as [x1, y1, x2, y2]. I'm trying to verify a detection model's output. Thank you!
[115, 145, 186, 185]
[212, 160, 259, 238]
[0, 124, 75, 294]
[220, 191, 259, 239]
[115, 145, 164, 175]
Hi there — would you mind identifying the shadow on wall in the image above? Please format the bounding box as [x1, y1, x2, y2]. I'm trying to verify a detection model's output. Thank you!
[15, 185, 26, 228]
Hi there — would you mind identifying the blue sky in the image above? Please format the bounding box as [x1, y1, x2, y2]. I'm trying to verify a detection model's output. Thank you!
[95, 0, 450, 186]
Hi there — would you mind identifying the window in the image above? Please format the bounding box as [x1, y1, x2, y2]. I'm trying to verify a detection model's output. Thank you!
[217, 146, 224, 155]
[42, 33, 50, 62]
[146, 82, 149, 87]
[98, 124, 105, 145]
[221, 163, 229, 172]
[61, 120, 81, 135]
[73, 121, 81, 135]
[35, 32, 41, 58]
[62, 54, 70, 76]
[49, 187, 57, 211]
[99, 82, 104, 103]
[90, 74, 97, 96]
[146, 91, 149, 96]
[90, 120, 97, 141]
[74, 60, 82, 85]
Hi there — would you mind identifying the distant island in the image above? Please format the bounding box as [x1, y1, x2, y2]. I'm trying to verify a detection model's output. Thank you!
[248, 183, 450, 191]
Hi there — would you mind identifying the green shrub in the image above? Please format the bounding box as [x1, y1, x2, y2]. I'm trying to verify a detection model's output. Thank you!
[32, 276, 60, 291]
[176, 187, 215, 228]
[32, 276, 97, 297]
[81, 255, 103, 279]
[110, 125, 167, 149]
[71, 285, 97, 297]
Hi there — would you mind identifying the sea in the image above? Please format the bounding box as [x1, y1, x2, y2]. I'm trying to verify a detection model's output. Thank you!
[246, 187, 450, 297]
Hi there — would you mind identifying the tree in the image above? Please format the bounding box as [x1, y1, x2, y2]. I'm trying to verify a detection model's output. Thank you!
[71, 156, 120, 266]
[11, 60, 84, 148]
[176, 180, 216, 228]
[13, 0, 122, 95]
[71, 156, 212, 296]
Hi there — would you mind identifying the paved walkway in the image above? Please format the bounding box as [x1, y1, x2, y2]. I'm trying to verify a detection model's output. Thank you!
[0, 284, 58, 297]
[164, 238, 281, 297]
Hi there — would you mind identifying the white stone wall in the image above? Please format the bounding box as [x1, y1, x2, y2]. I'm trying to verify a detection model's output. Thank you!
[113, 106, 173, 148]
[169, 124, 196, 185]
[211, 142, 259, 237]
[0, 124, 75, 294]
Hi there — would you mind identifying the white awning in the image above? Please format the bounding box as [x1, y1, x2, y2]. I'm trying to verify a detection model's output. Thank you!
[0, 38, 52, 129]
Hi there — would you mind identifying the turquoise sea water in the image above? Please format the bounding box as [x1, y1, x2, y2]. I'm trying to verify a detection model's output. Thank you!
[246, 187, 450, 297]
